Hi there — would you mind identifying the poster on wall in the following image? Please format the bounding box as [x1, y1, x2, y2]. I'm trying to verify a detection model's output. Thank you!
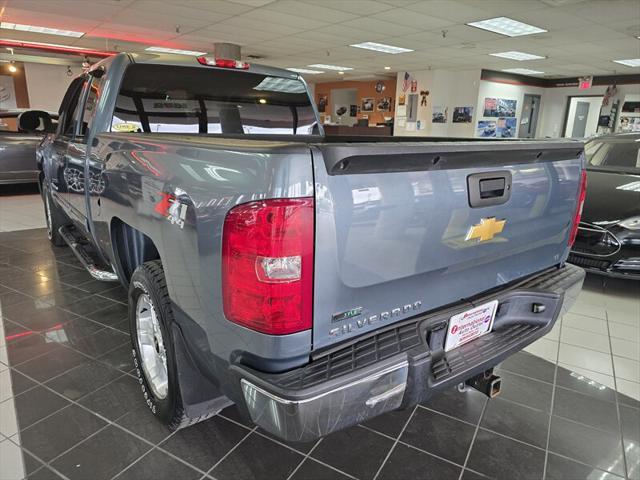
[453, 106, 474, 123]
[349, 104, 358, 117]
[0, 76, 17, 110]
[496, 117, 517, 137]
[477, 120, 496, 137]
[317, 95, 327, 113]
[432, 106, 448, 123]
[483, 98, 498, 117]
[498, 99, 517, 117]
[484, 98, 517, 117]
[361, 97, 374, 112]
[377, 97, 392, 112]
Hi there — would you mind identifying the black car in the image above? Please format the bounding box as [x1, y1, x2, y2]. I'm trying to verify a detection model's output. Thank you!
[569, 134, 640, 279]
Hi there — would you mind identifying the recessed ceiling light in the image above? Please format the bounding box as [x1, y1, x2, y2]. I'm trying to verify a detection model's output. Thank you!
[502, 68, 545, 75]
[490, 51, 546, 61]
[0, 22, 84, 38]
[613, 58, 640, 67]
[286, 67, 324, 74]
[145, 46, 207, 56]
[384, 66, 391, 70]
[308, 64, 353, 71]
[467, 17, 547, 37]
[350, 42, 413, 54]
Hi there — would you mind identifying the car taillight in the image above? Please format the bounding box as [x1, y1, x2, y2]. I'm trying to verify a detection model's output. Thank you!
[197, 56, 250, 69]
[221, 198, 314, 335]
[568, 169, 587, 246]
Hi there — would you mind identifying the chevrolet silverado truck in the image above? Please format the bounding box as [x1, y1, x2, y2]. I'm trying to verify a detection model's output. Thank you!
[31, 52, 586, 441]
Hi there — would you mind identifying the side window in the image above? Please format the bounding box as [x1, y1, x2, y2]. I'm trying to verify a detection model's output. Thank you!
[78, 74, 105, 138]
[58, 78, 87, 138]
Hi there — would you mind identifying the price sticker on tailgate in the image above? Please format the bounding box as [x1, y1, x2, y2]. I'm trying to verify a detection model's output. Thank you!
[444, 300, 499, 352]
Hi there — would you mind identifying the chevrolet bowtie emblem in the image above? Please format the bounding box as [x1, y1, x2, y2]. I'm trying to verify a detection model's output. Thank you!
[465, 217, 506, 242]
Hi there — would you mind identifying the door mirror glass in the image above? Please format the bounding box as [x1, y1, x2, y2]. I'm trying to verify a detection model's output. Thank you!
[18, 110, 55, 133]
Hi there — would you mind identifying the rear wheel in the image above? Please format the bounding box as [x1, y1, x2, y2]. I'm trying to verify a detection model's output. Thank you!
[42, 184, 66, 247]
[129, 260, 190, 430]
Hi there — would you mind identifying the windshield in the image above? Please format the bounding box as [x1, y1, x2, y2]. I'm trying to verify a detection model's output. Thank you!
[584, 138, 640, 173]
[111, 64, 317, 135]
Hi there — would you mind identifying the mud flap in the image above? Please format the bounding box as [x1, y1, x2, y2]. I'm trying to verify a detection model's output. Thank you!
[171, 323, 233, 420]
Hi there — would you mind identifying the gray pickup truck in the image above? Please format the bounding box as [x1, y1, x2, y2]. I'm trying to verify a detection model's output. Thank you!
[28, 52, 586, 442]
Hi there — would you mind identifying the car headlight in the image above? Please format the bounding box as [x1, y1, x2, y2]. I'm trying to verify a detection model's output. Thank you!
[619, 216, 640, 230]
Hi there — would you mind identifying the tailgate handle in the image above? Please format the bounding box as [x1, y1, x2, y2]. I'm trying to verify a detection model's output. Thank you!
[479, 178, 506, 198]
[468, 171, 512, 208]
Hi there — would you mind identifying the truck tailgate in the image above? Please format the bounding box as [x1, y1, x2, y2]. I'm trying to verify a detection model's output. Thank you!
[311, 140, 583, 350]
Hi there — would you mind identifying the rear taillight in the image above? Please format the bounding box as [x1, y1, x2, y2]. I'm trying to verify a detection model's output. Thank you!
[568, 169, 587, 246]
[197, 56, 250, 69]
[221, 198, 314, 335]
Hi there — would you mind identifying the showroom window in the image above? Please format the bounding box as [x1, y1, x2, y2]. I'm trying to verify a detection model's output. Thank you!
[110, 64, 317, 135]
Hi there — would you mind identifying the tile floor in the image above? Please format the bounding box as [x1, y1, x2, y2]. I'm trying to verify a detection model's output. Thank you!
[0, 191, 639, 480]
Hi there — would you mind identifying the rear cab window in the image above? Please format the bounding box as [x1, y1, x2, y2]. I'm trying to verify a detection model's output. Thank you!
[585, 138, 640, 173]
[110, 64, 317, 135]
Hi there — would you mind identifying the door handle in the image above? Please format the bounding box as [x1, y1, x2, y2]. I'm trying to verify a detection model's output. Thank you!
[468, 171, 512, 208]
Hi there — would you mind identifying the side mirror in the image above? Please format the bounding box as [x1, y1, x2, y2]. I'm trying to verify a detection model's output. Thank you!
[18, 110, 54, 134]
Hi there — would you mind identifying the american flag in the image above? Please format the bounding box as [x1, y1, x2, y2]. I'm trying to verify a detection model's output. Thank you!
[402, 72, 410, 92]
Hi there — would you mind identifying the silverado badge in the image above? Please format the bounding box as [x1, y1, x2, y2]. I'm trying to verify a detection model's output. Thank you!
[465, 217, 506, 242]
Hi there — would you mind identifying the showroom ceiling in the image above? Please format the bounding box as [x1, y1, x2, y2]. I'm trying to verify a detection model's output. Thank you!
[0, 0, 638, 80]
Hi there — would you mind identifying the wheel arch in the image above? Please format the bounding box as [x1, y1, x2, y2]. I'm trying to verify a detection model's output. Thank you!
[110, 217, 161, 285]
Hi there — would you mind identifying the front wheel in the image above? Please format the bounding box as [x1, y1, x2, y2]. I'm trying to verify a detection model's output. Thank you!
[129, 260, 190, 430]
[42, 184, 66, 247]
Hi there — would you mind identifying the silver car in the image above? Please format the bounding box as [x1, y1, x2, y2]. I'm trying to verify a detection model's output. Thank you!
[0, 109, 57, 185]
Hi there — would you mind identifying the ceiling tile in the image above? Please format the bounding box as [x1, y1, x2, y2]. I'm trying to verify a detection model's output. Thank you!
[298, 0, 395, 16]
[262, 1, 359, 23]
[369, 8, 454, 29]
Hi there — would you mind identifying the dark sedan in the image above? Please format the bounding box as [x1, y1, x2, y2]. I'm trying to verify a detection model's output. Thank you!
[569, 134, 640, 279]
[0, 109, 57, 185]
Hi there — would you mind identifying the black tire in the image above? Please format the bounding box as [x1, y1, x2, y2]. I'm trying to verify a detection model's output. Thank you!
[129, 260, 190, 430]
[42, 184, 66, 247]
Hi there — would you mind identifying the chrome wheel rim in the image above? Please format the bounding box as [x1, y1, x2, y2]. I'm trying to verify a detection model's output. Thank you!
[136, 293, 168, 399]
[44, 193, 53, 240]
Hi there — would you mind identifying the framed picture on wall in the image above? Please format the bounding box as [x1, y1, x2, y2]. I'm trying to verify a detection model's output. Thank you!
[477, 120, 496, 137]
[496, 117, 517, 137]
[498, 99, 517, 117]
[318, 95, 327, 113]
[362, 97, 374, 112]
[483, 98, 498, 117]
[452, 106, 473, 123]
[376, 97, 391, 112]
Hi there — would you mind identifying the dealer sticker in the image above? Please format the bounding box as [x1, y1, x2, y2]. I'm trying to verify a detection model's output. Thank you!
[444, 300, 499, 352]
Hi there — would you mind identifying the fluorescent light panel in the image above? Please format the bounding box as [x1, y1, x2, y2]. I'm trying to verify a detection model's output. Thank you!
[467, 17, 547, 37]
[145, 46, 207, 56]
[502, 68, 545, 75]
[350, 42, 413, 54]
[254, 77, 307, 94]
[0, 22, 84, 38]
[490, 51, 545, 61]
[308, 64, 353, 71]
[286, 67, 324, 74]
[613, 58, 640, 67]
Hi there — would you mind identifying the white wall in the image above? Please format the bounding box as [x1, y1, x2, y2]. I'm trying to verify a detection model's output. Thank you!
[475, 81, 545, 138]
[538, 83, 640, 138]
[24, 63, 83, 112]
[394, 69, 481, 137]
[564, 96, 603, 138]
